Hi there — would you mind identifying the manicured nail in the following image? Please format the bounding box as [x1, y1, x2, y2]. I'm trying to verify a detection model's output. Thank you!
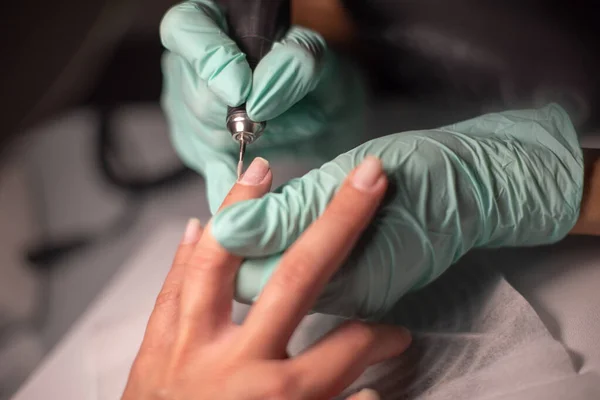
[351, 156, 383, 191]
[356, 389, 380, 400]
[182, 218, 201, 244]
[239, 157, 270, 185]
[399, 326, 412, 340]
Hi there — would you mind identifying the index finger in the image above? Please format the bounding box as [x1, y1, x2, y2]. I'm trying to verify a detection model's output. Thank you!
[242, 157, 388, 356]
[160, 1, 251, 106]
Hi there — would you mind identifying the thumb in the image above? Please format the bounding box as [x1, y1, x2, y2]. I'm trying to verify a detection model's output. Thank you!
[160, 1, 252, 106]
[226, 156, 382, 318]
[211, 155, 353, 256]
[247, 26, 328, 122]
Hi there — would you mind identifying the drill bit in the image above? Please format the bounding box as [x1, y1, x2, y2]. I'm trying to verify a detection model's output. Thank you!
[237, 137, 246, 179]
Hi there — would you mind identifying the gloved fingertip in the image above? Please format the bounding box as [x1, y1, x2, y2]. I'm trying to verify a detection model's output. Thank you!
[212, 200, 267, 254]
[235, 255, 281, 302]
[160, 1, 226, 48]
[207, 54, 252, 107]
[246, 53, 317, 121]
[281, 26, 327, 57]
[159, 2, 191, 43]
[246, 27, 326, 121]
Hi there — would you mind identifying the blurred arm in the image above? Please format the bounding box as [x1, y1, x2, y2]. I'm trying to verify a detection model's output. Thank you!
[292, 0, 356, 46]
[570, 148, 600, 235]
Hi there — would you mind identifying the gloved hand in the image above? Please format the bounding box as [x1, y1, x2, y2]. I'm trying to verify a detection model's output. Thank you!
[160, 0, 366, 213]
[211, 104, 584, 319]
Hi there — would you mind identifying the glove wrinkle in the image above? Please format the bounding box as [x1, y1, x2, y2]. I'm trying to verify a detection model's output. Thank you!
[160, 0, 366, 211]
[213, 105, 583, 319]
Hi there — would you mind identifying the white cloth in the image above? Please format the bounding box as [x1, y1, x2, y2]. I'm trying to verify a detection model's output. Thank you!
[12, 223, 600, 400]
[259, 252, 600, 399]
[86, 249, 600, 399]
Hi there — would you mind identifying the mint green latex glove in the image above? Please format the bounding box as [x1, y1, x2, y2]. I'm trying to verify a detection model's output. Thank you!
[160, 0, 366, 213]
[211, 104, 583, 319]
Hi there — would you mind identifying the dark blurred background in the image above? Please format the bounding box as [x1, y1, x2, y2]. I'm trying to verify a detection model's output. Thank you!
[1, 0, 599, 398]
[2, 0, 600, 148]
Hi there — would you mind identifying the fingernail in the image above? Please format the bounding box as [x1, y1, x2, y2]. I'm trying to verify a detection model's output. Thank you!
[356, 389, 380, 400]
[239, 157, 270, 185]
[399, 326, 412, 340]
[182, 218, 201, 244]
[351, 156, 383, 191]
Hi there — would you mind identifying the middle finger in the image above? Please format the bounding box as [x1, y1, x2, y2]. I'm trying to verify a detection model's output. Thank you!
[242, 157, 387, 356]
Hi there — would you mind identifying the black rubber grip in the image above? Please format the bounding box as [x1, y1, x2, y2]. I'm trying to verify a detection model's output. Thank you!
[217, 0, 291, 70]
[216, 0, 291, 122]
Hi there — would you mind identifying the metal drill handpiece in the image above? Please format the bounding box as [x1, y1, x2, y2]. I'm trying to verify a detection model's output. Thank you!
[216, 0, 290, 181]
[226, 110, 266, 179]
[226, 110, 266, 144]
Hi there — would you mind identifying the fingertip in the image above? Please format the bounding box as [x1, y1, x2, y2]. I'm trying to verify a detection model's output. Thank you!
[397, 326, 413, 349]
[388, 324, 412, 350]
[207, 56, 252, 106]
[219, 158, 272, 207]
[159, 3, 186, 46]
[247, 27, 326, 121]
[349, 156, 386, 193]
[182, 218, 202, 244]
[237, 157, 271, 186]
[368, 324, 412, 365]
[348, 389, 380, 400]
[325, 157, 387, 227]
[247, 48, 318, 120]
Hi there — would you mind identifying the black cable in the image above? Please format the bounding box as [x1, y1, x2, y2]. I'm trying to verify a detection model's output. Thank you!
[96, 105, 193, 193]
[26, 105, 193, 270]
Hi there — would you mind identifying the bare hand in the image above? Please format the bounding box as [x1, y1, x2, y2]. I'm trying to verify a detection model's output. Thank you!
[122, 157, 411, 400]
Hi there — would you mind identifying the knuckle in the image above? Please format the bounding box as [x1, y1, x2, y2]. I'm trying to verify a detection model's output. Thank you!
[184, 247, 232, 281]
[273, 268, 305, 294]
[341, 321, 376, 348]
[187, 247, 223, 273]
[173, 244, 193, 263]
[325, 200, 361, 230]
[274, 254, 319, 293]
[262, 371, 300, 400]
[154, 286, 181, 309]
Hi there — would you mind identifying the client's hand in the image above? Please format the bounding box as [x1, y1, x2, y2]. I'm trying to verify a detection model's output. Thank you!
[122, 157, 411, 400]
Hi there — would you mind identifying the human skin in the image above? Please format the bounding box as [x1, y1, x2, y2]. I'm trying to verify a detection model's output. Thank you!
[570, 149, 600, 235]
[121, 157, 411, 400]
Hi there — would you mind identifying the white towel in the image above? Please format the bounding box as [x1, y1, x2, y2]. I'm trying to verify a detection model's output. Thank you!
[87, 251, 600, 399]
